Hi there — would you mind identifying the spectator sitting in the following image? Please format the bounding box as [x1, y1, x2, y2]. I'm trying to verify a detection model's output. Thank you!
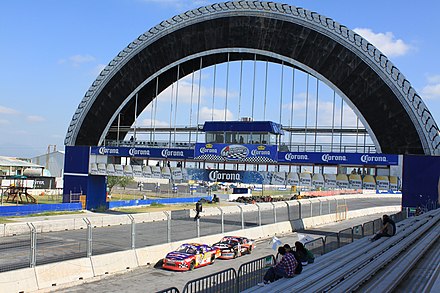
[371, 214, 396, 241]
[283, 244, 302, 274]
[258, 246, 297, 286]
[294, 241, 315, 265]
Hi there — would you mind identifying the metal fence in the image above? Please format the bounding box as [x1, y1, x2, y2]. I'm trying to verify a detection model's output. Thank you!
[237, 255, 275, 292]
[183, 268, 237, 293]
[304, 237, 325, 257]
[157, 287, 180, 293]
[0, 198, 397, 273]
[178, 255, 275, 293]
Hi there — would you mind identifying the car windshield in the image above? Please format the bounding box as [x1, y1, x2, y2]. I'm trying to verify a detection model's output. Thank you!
[221, 237, 238, 244]
[176, 245, 197, 254]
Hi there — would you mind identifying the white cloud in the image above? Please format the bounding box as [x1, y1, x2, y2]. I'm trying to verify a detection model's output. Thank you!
[421, 75, 440, 100]
[59, 54, 96, 67]
[0, 105, 19, 115]
[0, 119, 10, 125]
[199, 106, 234, 121]
[353, 28, 411, 57]
[139, 118, 169, 127]
[26, 115, 45, 122]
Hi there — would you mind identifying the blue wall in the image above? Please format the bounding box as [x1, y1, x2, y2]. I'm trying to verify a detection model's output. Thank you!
[108, 196, 212, 209]
[402, 155, 440, 209]
[0, 203, 82, 217]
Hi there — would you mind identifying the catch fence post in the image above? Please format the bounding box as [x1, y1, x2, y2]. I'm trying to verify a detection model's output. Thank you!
[127, 214, 135, 249]
[27, 223, 36, 268]
[237, 205, 244, 230]
[270, 202, 277, 223]
[256, 204, 262, 226]
[163, 211, 171, 243]
[83, 218, 92, 257]
[217, 207, 224, 234]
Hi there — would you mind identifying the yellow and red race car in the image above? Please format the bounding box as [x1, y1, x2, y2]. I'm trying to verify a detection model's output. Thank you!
[162, 243, 221, 271]
[212, 236, 255, 259]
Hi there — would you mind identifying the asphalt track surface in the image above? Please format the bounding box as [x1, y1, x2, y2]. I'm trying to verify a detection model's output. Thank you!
[55, 212, 394, 293]
[0, 198, 399, 274]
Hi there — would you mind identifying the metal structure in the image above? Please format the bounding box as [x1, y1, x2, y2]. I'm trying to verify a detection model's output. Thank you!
[65, 1, 439, 155]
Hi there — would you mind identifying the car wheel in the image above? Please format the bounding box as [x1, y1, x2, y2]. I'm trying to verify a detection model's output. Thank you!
[189, 261, 195, 271]
[248, 246, 253, 254]
[210, 255, 215, 264]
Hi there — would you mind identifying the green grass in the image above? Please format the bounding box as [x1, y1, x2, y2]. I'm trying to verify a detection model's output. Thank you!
[16, 211, 84, 218]
[0, 217, 15, 224]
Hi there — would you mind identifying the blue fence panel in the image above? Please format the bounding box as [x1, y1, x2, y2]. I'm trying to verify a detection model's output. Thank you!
[108, 196, 212, 209]
[0, 203, 82, 216]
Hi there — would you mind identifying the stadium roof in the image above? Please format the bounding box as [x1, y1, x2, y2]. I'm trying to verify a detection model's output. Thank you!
[0, 156, 44, 168]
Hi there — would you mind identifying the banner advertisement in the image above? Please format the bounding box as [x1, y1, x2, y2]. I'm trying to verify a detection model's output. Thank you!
[336, 174, 349, 189]
[142, 166, 152, 178]
[299, 172, 312, 186]
[32, 177, 55, 189]
[151, 166, 161, 178]
[161, 167, 172, 180]
[171, 167, 183, 180]
[132, 165, 143, 177]
[286, 172, 299, 186]
[312, 174, 325, 188]
[389, 176, 398, 191]
[194, 143, 278, 163]
[90, 146, 193, 159]
[349, 174, 362, 189]
[362, 175, 376, 190]
[324, 174, 337, 188]
[278, 152, 398, 166]
[376, 176, 390, 190]
[271, 172, 287, 185]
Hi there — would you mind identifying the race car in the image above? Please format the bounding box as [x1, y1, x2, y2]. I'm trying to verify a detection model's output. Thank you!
[212, 236, 255, 259]
[162, 243, 221, 271]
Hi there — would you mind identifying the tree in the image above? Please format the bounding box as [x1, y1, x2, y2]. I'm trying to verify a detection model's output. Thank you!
[107, 176, 120, 193]
[119, 176, 134, 190]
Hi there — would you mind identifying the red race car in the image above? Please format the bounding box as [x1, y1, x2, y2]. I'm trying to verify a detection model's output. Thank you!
[213, 236, 255, 259]
[162, 243, 221, 271]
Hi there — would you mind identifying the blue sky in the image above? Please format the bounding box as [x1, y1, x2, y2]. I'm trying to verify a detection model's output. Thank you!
[1, 0, 439, 158]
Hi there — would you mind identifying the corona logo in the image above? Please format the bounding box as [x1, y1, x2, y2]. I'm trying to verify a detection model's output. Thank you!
[322, 154, 347, 162]
[129, 148, 150, 156]
[360, 154, 387, 163]
[257, 145, 266, 150]
[205, 144, 213, 148]
[98, 147, 119, 155]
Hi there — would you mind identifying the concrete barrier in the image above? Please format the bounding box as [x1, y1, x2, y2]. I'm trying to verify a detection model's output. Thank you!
[132, 211, 167, 222]
[3, 222, 30, 236]
[91, 250, 139, 276]
[347, 206, 401, 219]
[0, 267, 38, 293]
[0, 223, 4, 237]
[35, 257, 94, 289]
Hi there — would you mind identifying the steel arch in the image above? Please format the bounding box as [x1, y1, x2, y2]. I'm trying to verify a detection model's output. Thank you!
[65, 0, 440, 155]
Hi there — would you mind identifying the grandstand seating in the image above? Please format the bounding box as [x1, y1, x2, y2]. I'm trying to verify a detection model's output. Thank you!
[245, 209, 440, 292]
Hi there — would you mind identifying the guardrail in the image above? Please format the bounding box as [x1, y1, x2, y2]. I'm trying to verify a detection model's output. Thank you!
[237, 255, 276, 292]
[182, 268, 237, 293]
[156, 287, 180, 293]
[303, 210, 407, 257]
[304, 237, 325, 257]
[180, 255, 275, 293]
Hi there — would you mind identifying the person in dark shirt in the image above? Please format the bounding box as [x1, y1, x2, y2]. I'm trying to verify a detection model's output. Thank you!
[194, 200, 202, 221]
[259, 246, 298, 286]
[371, 214, 396, 241]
